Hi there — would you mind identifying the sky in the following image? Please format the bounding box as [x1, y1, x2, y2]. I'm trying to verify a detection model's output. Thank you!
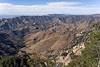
[0, 0, 100, 15]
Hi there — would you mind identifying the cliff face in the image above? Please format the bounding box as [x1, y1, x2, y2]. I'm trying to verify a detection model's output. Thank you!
[0, 15, 100, 56]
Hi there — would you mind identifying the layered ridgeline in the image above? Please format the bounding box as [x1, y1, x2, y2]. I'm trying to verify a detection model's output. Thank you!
[0, 14, 100, 67]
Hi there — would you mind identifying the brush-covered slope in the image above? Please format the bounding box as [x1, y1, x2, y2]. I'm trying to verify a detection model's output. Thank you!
[21, 20, 90, 55]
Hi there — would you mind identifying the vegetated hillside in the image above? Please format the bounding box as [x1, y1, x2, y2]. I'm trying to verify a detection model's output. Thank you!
[0, 21, 99, 67]
[0, 32, 24, 55]
[0, 14, 100, 67]
[67, 22, 100, 67]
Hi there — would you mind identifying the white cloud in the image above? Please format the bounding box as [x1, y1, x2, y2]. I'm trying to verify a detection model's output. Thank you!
[0, 2, 100, 15]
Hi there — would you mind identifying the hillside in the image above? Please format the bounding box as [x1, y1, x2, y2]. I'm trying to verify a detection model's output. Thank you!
[0, 14, 99, 55]
[0, 14, 100, 67]
[67, 22, 100, 67]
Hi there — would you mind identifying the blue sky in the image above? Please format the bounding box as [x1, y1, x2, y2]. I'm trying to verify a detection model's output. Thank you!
[0, 0, 100, 5]
[0, 0, 100, 15]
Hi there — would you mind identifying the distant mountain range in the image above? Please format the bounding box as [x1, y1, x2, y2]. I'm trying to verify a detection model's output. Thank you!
[0, 14, 100, 19]
[0, 15, 18, 19]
